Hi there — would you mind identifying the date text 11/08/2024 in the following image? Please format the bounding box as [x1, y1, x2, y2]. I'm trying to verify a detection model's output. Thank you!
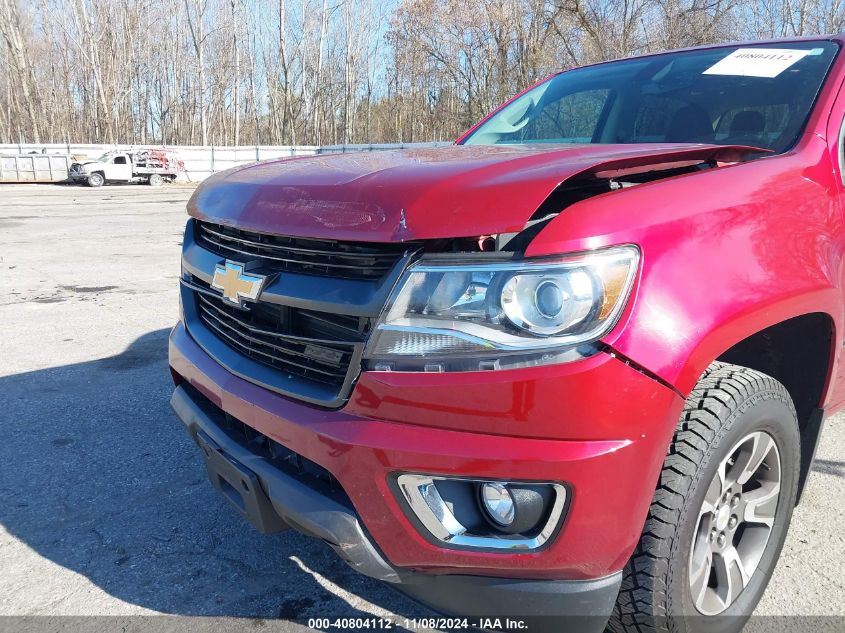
[307, 618, 528, 630]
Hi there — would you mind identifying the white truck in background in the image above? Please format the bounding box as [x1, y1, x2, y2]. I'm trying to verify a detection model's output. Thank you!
[69, 150, 184, 187]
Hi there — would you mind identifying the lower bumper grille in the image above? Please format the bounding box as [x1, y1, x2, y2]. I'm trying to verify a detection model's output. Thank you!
[182, 382, 350, 506]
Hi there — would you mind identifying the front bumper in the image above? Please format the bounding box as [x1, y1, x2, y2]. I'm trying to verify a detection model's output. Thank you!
[170, 318, 684, 623]
[171, 382, 623, 628]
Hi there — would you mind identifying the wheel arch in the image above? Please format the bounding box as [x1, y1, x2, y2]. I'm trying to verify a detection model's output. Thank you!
[690, 306, 838, 504]
[716, 312, 834, 427]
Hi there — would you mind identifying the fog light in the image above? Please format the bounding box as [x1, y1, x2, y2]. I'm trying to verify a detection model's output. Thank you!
[480, 482, 516, 527]
[395, 474, 567, 551]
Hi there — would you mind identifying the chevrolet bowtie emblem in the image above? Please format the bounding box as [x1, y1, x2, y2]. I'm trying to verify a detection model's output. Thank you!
[211, 261, 268, 307]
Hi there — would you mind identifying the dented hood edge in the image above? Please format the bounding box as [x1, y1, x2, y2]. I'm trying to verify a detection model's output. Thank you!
[187, 144, 764, 243]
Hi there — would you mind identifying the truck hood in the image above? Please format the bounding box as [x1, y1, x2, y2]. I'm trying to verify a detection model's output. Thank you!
[71, 160, 106, 171]
[188, 143, 755, 242]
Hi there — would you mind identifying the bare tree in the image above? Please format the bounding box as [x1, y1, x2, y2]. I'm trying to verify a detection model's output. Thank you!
[184, 0, 211, 145]
[0, 0, 837, 146]
[0, 0, 42, 142]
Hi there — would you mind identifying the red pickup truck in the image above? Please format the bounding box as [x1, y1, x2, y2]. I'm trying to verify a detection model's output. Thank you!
[170, 37, 844, 632]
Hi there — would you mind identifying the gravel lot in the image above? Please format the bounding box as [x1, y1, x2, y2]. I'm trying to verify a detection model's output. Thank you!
[1, 184, 844, 631]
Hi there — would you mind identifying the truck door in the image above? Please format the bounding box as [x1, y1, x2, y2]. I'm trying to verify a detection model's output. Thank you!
[109, 154, 133, 181]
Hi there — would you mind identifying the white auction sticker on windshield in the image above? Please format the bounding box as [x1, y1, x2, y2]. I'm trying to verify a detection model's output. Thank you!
[703, 48, 810, 78]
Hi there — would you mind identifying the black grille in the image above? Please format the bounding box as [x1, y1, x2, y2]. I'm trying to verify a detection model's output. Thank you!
[191, 277, 367, 389]
[183, 382, 350, 506]
[195, 221, 412, 281]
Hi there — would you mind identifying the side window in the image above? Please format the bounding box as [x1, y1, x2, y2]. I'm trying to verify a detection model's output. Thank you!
[113, 156, 127, 165]
[527, 89, 611, 142]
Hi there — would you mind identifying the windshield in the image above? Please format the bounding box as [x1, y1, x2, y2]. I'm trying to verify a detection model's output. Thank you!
[462, 41, 838, 154]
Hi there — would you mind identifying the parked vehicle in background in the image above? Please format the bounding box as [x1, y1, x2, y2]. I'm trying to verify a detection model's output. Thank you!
[169, 37, 845, 633]
[69, 149, 183, 186]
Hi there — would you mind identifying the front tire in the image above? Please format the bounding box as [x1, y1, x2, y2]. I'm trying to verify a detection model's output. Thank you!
[87, 172, 104, 187]
[610, 362, 800, 633]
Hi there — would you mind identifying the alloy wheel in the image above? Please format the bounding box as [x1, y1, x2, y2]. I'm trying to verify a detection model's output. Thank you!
[688, 430, 782, 615]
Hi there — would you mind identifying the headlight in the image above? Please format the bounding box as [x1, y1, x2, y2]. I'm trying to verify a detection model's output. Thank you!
[364, 245, 639, 372]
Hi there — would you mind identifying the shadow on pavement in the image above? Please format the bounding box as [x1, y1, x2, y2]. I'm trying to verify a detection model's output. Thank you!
[0, 329, 428, 625]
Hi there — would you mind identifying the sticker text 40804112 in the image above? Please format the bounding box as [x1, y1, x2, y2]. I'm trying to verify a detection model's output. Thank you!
[703, 48, 812, 78]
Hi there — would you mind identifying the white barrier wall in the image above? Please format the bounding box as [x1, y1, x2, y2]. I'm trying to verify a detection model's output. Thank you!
[0, 142, 452, 182]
